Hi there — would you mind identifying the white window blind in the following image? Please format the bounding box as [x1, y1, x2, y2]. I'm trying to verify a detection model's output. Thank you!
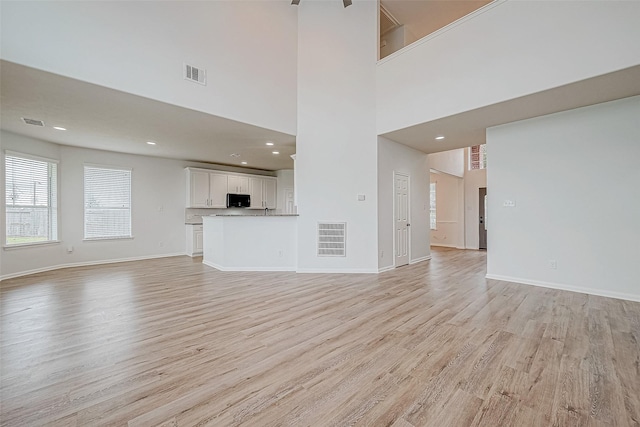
[84, 165, 132, 240]
[5, 153, 58, 245]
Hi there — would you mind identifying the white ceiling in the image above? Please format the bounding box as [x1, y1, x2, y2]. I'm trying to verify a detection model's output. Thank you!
[0, 61, 296, 171]
[382, 65, 640, 154]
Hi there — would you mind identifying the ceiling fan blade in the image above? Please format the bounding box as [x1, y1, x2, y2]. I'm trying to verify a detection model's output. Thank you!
[343, 0, 352, 7]
[291, 0, 300, 5]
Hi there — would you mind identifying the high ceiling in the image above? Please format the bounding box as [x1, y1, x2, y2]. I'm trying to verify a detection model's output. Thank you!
[382, 65, 640, 154]
[0, 61, 296, 171]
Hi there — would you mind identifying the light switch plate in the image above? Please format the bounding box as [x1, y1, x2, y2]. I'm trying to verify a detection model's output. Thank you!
[357, 194, 366, 201]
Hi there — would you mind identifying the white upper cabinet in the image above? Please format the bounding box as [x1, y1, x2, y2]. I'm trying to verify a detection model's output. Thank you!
[248, 177, 277, 209]
[263, 178, 277, 209]
[209, 173, 228, 208]
[188, 170, 211, 208]
[186, 168, 276, 209]
[228, 175, 249, 194]
[186, 168, 228, 208]
[249, 177, 264, 209]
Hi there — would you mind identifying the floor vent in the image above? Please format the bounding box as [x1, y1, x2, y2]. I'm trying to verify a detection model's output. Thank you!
[21, 117, 44, 127]
[317, 222, 346, 257]
[184, 63, 206, 85]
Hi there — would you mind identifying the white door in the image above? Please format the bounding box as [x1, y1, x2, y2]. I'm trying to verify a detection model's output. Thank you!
[394, 172, 410, 267]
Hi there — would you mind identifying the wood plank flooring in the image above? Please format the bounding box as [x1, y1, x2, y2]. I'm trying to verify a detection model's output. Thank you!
[1, 248, 639, 426]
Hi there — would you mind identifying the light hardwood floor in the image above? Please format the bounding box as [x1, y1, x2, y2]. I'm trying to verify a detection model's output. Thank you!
[1, 248, 639, 426]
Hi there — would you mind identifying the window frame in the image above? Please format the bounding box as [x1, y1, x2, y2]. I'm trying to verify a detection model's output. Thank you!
[429, 181, 437, 230]
[468, 144, 487, 170]
[83, 163, 133, 241]
[4, 150, 60, 248]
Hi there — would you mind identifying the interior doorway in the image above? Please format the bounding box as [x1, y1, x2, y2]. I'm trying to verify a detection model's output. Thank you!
[394, 172, 410, 267]
[479, 187, 487, 250]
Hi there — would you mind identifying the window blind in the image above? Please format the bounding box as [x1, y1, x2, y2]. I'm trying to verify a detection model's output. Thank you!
[5, 153, 58, 245]
[84, 165, 132, 239]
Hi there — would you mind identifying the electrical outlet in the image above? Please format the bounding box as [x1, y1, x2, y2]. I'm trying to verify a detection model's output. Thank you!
[549, 260, 557, 269]
[380, 250, 384, 258]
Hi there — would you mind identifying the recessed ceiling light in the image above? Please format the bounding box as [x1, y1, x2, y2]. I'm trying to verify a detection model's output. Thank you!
[53, 126, 67, 131]
[241, 161, 248, 165]
[266, 142, 274, 146]
[435, 135, 445, 140]
[146, 141, 156, 145]
[272, 151, 280, 155]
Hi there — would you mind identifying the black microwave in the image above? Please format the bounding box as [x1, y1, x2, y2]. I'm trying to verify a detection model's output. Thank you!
[226, 193, 251, 208]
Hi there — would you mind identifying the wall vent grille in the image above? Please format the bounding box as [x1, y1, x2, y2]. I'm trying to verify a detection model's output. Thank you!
[317, 222, 346, 257]
[184, 63, 206, 85]
[21, 117, 44, 127]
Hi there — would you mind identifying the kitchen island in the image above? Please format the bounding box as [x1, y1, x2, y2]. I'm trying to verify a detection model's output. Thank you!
[202, 214, 298, 271]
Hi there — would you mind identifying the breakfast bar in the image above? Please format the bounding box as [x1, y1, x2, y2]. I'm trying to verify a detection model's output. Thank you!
[202, 214, 298, 271]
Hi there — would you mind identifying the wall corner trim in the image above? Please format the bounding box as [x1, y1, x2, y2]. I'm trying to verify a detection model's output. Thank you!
[485, 274, 640, 303]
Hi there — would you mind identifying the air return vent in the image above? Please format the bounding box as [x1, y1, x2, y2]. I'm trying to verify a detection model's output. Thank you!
[21, 117, 44, 127]
[184, 63, 206, 85]
[317, 222, 346, 257]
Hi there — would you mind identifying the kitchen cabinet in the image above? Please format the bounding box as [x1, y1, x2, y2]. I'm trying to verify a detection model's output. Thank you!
[227, 175, 249, 194]
[186, 224, 203, 256]
[186, 167, 277, 209]
[186, 169, 227, 208]
[249, 177, 277, 209]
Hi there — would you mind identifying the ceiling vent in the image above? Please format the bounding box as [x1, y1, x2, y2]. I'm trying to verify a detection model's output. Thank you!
[21, 117, 45, 127]
[317, 222, 346, 257]
[184, 63, 206, 86]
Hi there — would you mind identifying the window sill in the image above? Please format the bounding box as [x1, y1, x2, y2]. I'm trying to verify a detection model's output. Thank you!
[3, 240, 61, 250]
[83, 236, 134, 242]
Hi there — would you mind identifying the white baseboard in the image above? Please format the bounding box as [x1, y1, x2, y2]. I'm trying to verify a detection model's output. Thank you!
[410, 255, 432, 265]
[485, 274, 640, 303]
[202, 260, 296, 272]
[378, 265, 395, 273]
[430, 243, 458, 248]
[296, 268, 378, 274]
[1, 252, 187, 281]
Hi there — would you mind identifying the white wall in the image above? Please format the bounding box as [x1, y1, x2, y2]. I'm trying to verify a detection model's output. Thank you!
[378, 137, 430, 271]
[296, 1, 379, 273]
[377, 0, 640, 134]
[1, 131, 187, 279]
[0, 1, 297, 134]
[430, 171, 464, 249]
[464, 148, 487, 250]
[429, 149, 464, 177]
[487, 96, 640, 302]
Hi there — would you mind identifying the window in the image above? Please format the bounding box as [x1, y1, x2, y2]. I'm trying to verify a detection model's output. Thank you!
[84, 165, 132, 240]
[429, 182, 436, 230]
[5, 152, 58, 246]
[469, 144, 487, 170]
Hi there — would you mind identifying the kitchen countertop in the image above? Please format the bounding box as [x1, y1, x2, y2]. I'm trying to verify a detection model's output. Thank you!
[207, 214, 299, 217]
